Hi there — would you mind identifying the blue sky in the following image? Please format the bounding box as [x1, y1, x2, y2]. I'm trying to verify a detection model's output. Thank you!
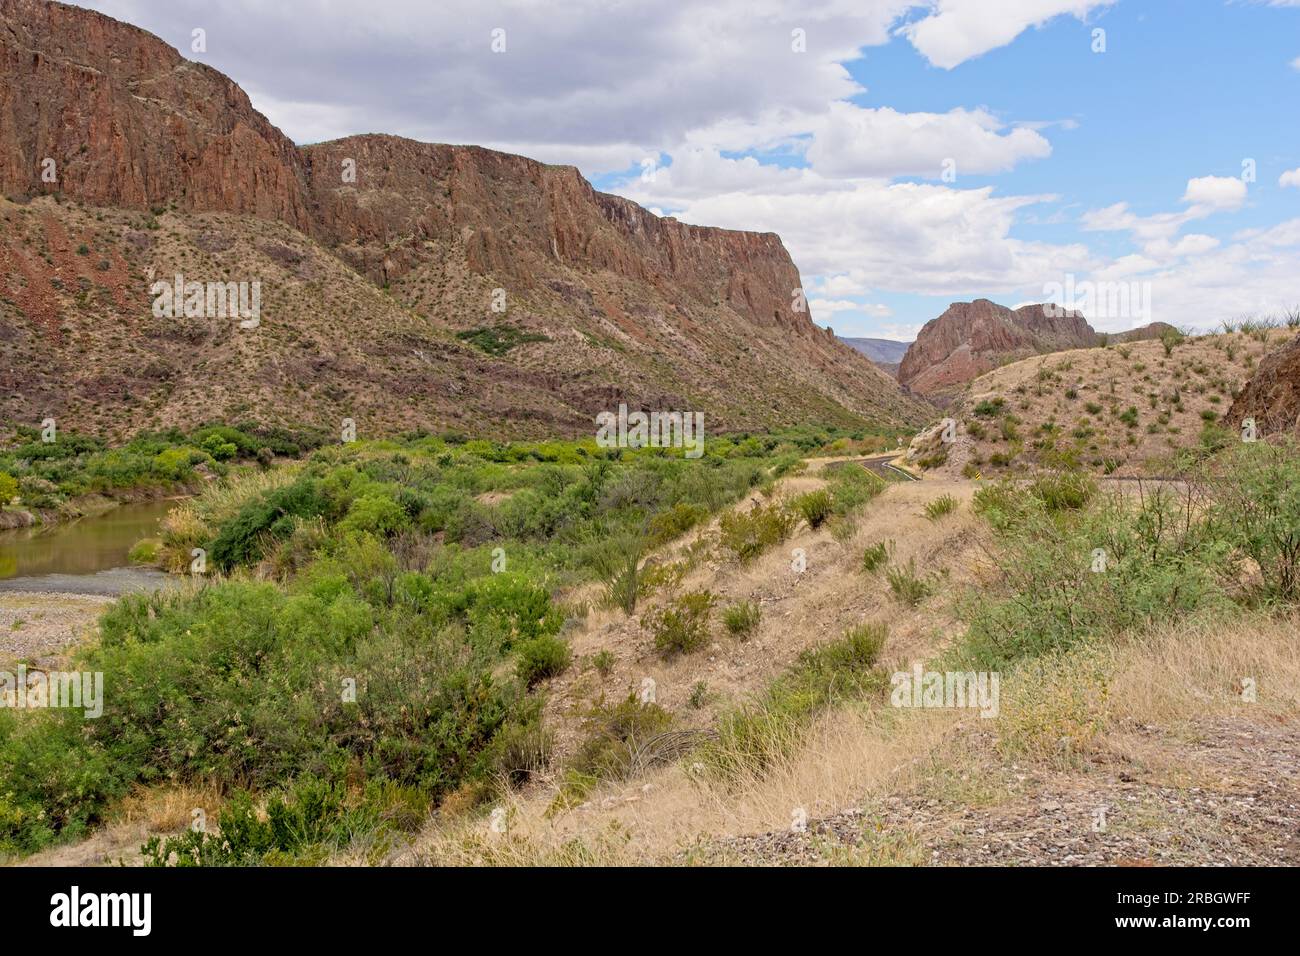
[85, 0, 1300, 339]
[597, 0, 1300, 339]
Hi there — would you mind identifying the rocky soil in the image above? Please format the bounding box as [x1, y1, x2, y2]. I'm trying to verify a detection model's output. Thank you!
[692, 717, 1300, 866]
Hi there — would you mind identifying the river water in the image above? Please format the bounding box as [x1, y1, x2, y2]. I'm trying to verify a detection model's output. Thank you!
[0, 499, 178, 595]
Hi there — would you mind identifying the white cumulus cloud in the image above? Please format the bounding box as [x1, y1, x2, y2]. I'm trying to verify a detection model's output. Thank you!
[903, 0, 1117, 69]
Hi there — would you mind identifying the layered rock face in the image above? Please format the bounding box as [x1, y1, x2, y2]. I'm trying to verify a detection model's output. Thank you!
[1226, 333, 1300, 437]
[898, 299, 1174, 400]
[0, 0, 312, 228]
[898, 300, 1094, 399]
[300, 135, 810, 336]
[0, 0, 930, 437]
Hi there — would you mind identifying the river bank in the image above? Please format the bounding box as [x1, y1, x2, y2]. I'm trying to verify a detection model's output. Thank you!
[0, 484, 194, 532]
[0, 590, 113, 668]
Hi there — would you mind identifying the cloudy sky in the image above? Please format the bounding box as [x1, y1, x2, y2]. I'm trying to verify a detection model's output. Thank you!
[81, 0, 1300, 339]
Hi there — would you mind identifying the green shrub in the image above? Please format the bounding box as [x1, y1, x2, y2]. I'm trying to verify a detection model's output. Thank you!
[643, 590, 716, 657]
[515, 634, 572, 687]
[923, 494, 958, 521]
[208, 478, 328, 570]
[0, 472, 17, 504]
[962, 487, 1231, 668]
[722, 600, 761, 638]
[338, 493, 410, 537]
[570, 694, 672, 782]
[861, 539, 893, 573]
[592, 649, 615, 676]
[793, 489, 833, 528]
[648, 502, 707, 546]
[1208, 440, 1300, 601]
[886, 559, 934, 607]
[455, 325, 549, 356]
[718, 502, 795, 562]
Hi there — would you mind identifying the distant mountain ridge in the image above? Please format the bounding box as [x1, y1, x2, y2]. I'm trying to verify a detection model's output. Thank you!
[897, 298, 1175, 401]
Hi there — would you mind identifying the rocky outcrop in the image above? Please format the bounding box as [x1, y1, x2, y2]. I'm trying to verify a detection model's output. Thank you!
[898, 300, 1177, 400]
[898, 300, 1094, 399]
[301, 135, 810, 335]
[1226, 333, 1300, 438]
[0, 0, 313, 228]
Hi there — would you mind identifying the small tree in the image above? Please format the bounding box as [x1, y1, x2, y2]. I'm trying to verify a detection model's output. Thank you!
[1208, 440, 1300, 601]
[1160, 327, 1184, 357]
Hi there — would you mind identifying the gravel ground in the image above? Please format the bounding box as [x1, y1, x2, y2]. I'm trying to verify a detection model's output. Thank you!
[0, 591, 112, 666]
[691, 718, 1300, 866]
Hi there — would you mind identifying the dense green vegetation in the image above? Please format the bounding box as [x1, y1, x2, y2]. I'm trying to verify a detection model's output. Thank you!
[0, 423, 325, 514]
[962, 442, 1300, 668]
[0, 426, 893, 860]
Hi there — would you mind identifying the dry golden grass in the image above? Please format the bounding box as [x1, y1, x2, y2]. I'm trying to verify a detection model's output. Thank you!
[402, 608, 1300, 867]
[1107, 611, 1300, 722]
[110, 783, 224, 832]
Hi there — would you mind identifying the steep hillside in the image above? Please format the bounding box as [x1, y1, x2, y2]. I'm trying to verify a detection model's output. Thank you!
[898, 298, 1173, 402]
[0, 0, 929, 438]
[1226, 331, 1300, 438]
[903, 327, 1294, 477]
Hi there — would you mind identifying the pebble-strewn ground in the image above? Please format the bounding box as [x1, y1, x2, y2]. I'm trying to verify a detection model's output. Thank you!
[689, 718, 1300, 866]
[0, 591, 110, 667]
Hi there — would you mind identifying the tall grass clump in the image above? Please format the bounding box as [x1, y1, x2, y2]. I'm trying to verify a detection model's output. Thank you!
[722, 600, 762, 638]
[700, 622, 888, 781]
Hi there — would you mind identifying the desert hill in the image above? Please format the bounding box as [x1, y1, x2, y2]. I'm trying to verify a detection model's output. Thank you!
[903, 325, 1296, 477]
[898, 298, 1174, 401]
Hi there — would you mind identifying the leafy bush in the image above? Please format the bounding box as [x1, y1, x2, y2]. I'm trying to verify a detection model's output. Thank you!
[1207, 441, 1300, 601]
[961, 488, 1231, 668]
[208, 478, 329, 570]
[0, 472, 16, 504]
[718, 502, 795, 563]
[648, 502, 707, 546]
[642, 590, 716, 657]
[515, 634, 572, 687]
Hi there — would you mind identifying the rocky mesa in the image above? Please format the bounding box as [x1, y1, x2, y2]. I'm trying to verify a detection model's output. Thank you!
[0, 0, 931, 439]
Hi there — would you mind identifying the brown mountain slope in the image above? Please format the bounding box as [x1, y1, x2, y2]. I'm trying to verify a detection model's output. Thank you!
[898, 298, 1173, 402]
[903, 328, 1293, 477]
[1226, 332, 1300, 438]
[0, 0, 930, 438]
